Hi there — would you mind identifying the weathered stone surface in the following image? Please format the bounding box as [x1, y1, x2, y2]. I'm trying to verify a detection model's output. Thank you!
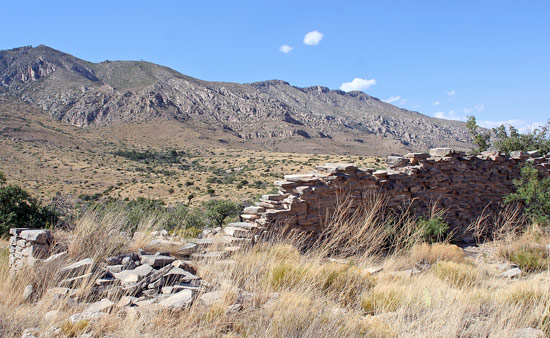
[500, 267, 522, 278]
[114, 264, 153, 284]
[23, 284, 34, 300]
[158, 289, 194, 308]
[511, 328, 545, 338]
[243, 206, 266, 214]
[60, 258, 94, 276]
[386, 156, 409, 168]
[19, 230, 51, 244]
[83, 298, 114, 314]
[140, 255, 175, 268]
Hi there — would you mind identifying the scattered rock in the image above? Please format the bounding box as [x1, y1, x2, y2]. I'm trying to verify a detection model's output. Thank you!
[200, 290, 225, 306]
[140, 255, 176, 268]
[511, 328, 545, 338]
[22, 284, 33, 300]
[500, 268, 522, 278]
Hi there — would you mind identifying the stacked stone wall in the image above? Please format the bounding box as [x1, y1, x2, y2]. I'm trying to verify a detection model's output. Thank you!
[8, 228, 52, 274]
[243, 148, 550, 238]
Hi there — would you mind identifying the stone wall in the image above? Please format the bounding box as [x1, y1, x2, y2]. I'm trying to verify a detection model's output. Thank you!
[242, 148, 550, 238]
[8, 228, 52, 274]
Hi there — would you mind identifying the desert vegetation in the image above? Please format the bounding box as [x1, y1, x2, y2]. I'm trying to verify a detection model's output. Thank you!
[1, 188, 550, 337]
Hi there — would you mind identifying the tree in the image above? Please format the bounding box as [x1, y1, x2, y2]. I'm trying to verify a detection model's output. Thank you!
[204, 200, 241, 227]
[505, 163, 550, 224]
[466, 116, 491, 153]
[493, 121, 550, 154]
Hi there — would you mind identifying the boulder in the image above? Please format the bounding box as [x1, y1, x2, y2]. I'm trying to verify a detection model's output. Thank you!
[499, 267, 521, 278]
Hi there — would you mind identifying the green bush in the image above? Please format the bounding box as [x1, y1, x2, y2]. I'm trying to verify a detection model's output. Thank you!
[505, 164, 550, 224]
[418, 216, 449, 243]
[204, 199, 241, 227]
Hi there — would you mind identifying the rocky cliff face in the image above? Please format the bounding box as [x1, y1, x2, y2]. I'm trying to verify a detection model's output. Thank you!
[0, 45, 472, 154]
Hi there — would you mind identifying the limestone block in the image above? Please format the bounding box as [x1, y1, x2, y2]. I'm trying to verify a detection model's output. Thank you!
[140, 255, 176, 268]
[19, 230, 51, 244]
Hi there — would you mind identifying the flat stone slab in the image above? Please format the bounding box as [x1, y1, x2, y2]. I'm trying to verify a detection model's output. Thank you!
[140, 255, 175, 268]
[19, 230, 51, 244]
[114, 264, 153, 284]
[159, 289, 194, 308]
[60, 258, 93, 276]
[227, 222, 257, 229]
[83, 298, 114, 315]
[243, 206, 265, 214]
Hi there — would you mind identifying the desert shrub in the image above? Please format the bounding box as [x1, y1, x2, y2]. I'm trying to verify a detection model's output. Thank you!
[500, 241, 550, 272]
[431, 261, 479, 288]
[505, 163, 550, 224]
[493, 121, 550, 154]
[0, 184, 57, 236]
[204, 199, 240, 227]
[418, 216, 449, 243]
[411, 243, 465, 264]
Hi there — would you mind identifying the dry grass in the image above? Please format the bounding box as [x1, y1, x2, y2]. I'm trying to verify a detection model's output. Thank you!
[1, 205, 550, 337]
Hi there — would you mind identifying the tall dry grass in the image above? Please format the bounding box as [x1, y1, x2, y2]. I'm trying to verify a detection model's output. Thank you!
[0, 197, 549, 337]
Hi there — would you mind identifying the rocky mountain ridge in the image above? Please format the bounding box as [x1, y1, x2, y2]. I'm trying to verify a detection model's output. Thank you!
[0, 45, 472, 154]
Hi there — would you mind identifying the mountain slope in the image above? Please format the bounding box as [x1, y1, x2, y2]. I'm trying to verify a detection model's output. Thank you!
[0, 45, 471, 155]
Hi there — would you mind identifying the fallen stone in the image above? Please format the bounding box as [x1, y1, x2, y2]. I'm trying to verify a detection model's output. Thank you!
[172, 260, 198, 274]
[60, 258, 94, 276]
[116, 296, 138, 308]
[243, 206, 265, 214]
[83, 298, 114, 315]
[59, 273, 93, 288]
[158, 289, 194, 308]
[23, 284, 34, 300]
[500, 267, 521, 278]
[178, 243, 198, 254]
[140, 255, 175, 268]
[114, 264, 153, 285]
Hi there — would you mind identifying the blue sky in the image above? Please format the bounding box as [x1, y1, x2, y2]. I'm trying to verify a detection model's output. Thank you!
[2, 0, 549, 131]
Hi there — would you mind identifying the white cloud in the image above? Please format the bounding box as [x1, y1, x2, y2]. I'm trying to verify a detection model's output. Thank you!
[462, 108, 473, 115]
[304, 30, 324, 45]
[479, 119, 545, 134]
[475, 104, 485, 112]
[447, 90, 456, 96]
[279, 44, 293, 54]
[432, 101, 440, 106]
[433, 110, 466, 121]
[383, 96, 401, 103]
[339, 78, 377, 92]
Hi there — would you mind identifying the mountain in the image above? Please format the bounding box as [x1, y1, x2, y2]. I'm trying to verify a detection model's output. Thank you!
[0, 45, 472, 155]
